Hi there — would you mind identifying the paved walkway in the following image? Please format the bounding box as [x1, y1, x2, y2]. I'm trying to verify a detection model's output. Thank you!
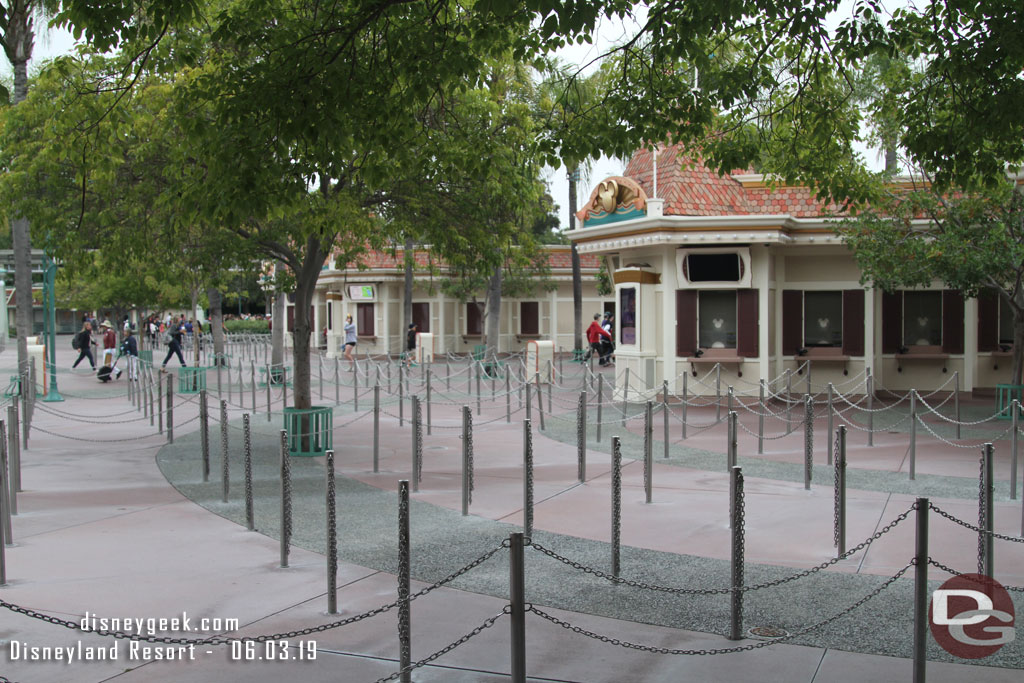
[0, 346, 1021, 682]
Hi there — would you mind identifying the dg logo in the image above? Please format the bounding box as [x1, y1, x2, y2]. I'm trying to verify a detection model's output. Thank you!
[930, 573, 1016, 659]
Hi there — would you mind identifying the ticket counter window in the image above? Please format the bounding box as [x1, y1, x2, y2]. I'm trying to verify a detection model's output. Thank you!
[803, 291, 843, 347]
[620, 287, 636, 345]
[999, 297, 1014, 346]
[698, 291, 736, 349]
[902, 292, 942, 347]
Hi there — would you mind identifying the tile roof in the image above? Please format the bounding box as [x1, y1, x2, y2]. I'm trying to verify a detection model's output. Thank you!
[621, 143, 844, 218]
[334, 246, 600, 273]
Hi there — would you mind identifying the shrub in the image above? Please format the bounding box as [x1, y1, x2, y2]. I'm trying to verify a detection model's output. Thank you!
[223, 319, 270, 334]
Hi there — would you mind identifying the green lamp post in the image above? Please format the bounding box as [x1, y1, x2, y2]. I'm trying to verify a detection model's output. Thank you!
[42, 254, 64, 402]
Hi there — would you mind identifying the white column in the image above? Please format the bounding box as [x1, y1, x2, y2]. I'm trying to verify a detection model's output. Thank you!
[753, 246, 771, 382]
[549, 287, 558, 347]
[438, 291, 447, 355]
[661, 250, 676, 389]
[865, 287, 877, 382]
[382, 284, 392, 355]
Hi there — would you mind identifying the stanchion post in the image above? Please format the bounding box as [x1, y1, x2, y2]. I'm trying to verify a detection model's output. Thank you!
[826, 383, 834, 466]
[715, 364, 722, 423]
[955, 371, 961, 440]
[727, 384, 734, 415]
[220, 399, 229, 503]
[804, 394, 813, 490]
[244, 414, 254, 531]
[913, 497, 929, 683]
[621, 367, 630, 428]
[398, 480, 411, 683]
[983, 443, 995, 578]
[157, 372, 163, 434]
[334, 357, 340, 406]
[411, 396, 421, 492]
[663, 380, 669, 459]
[167, 380, 174, 444]
[611, 435, 621, 578]
[326, 450, 338, 615]
[909, 389, 917, 480]
[1, 422, 11, 544]
[866, 369, 874, 447]
[785, 369, 793, 434]
[525, 381, 532, 423]
[523, 418, 533, 537]
[728, 465, 744, 641]
[836, 425, 847, 557]
[280, 429, 291, 568]
[757, 379, 765, 455]
[644, 400, 653, 504]
[426, 368, 432, 435]
[535, 373, 545, 431]
[506, 368, 511, 423]
[461, 405, 473, 515]
[398, 365, 405, 427]
[727, 410, 738, 471]
[509, 531, 526, 683]
[476, 361, 482, 416]
[596, 374, 604, 443]
[1012, 400, 1019, 501]
[266, 363, 272, 422]
[577, 391, 587, 482]
[200, 390, 210, 482]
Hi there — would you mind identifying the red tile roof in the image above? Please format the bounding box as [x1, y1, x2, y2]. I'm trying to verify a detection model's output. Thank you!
[336, 247, 600, 272]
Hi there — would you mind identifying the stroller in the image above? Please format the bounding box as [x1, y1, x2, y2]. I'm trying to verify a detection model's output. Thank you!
[97, 348, 124, 383]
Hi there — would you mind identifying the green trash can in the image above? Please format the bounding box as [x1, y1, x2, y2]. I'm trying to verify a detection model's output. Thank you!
[472, 344, 487, 361]
[482, 361, 505, 378]
[283, 406, 334, 457]
[572, 348, 586, 363]
[996, 384, 1024, 420]
[178, 366, 208, 394]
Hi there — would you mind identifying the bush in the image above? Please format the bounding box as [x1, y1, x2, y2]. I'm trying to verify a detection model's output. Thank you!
[223, 319, 270, 334]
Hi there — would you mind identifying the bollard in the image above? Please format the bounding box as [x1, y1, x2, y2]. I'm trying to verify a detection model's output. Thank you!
[399, 366, 405, 428]
[462, 405, 473, 515]
[804, 394, 813, 490]
[1012, 399, 1019, 501]
[505, 369, 511, 423]
[398, 480, 411, 683]
[785, 369, 793, 435]
[6, 409, 18, 503]
[279, 429, 291, 568]
[0, 448, 6, 582]
[547, 360, 553, 413]
[912, 497, 929, 683]
[1, 422, 10, 544]
[167, 381, 174, 444]
[476, 361, 482, 416]
[149, 367, 155, 427]
[758, 380, 765, 455]
[727, 411, 738, 471]
[266, 363, 272, 422]
[577, 392, 587, 482]
[220, 400, 230, 503]
[158, 372, 164, 434]
[715, 364, 722, 423]
[596, 374, 604, 443]
[326, 450, 338, 615]
[217, 360, 223, 401]
[621, 367, 630, 428]
[523, 418, 533, 538]
[282, 367, 288, 408]
[644, 401, 653, 504]
[535, 373, 545, 431]
[426, 369, 432, 436]
[243, 414, 254, 531]
[826, 383, 834, 466]
[319, 353, 324, 400]
[373, 384, 380, 473]
[611, 436, 622, 578]
[250, 361, 256, 412]
[200, 390, 210, 482]
[335, 357, 341, 406]
[411, 396, 422, 492]
[866, 370, 874, 447]
[353, 365, 359, 412]
[835, 425, 847, 557]
[446, 357, 451, 391]
[728, 466, 745, 640]
[981, 443, 995, 578]
[681, 371, 688, 440]
[909, 389, 917, 480]
[727, 385, 734, 416]
[663, 380, 669, 459]
[955, 371, 961, 440]
[525, 381, 532, 423]
[509, 531, 527, 683]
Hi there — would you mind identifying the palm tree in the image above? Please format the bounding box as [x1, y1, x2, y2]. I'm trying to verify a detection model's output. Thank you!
[2, 0, 58, 372]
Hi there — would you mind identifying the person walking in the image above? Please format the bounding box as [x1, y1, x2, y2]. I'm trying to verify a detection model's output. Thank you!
[100, 320, 118, 367]
[343, 315, 357, 366]
[160, 318, 187, 372]
[585, 313, 611, 364]
[122, 328, 139, 380]
[72, 321, 97, 371]
[405, 323, 417, 367]
[600, 312, 615, 366]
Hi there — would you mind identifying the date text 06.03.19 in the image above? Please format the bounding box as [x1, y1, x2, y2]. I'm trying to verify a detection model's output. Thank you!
[229, 640, 317, 661]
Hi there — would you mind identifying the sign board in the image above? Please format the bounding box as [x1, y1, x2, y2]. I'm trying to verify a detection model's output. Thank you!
[525, 340, 554, 384]
[348, 285, 375, 301]
[416, 332, 434, 364]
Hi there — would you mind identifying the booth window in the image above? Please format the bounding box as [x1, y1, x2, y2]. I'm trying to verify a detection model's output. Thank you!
[698, 290, 736, 349]
[520, 301, 539, 335]
[412, 302, 430, 333]
[902, 291, 942, 346]
[978, 289, 1014, 351]
[783, 289, 864, 356]
[466, 302, 482, 335]
[676, 289, 759, 357]
[357, 303, 374, 336]
[620, 287, 636, 344]
[327, 302, 333, 330]
[999, 297, 1014, 346]
[802, 291, 843, 347]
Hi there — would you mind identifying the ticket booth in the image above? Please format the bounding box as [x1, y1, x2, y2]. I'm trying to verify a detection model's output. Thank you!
[416, 332, 435, 364]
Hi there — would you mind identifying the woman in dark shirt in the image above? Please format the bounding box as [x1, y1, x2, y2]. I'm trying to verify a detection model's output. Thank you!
[72, 322, 97, 371]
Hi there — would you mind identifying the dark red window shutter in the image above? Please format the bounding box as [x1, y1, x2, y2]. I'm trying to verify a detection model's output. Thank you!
[977, 289, 999, 352]
[466, 303, 482, 335]
[675, 290, 697, 356]
[412, 302, 430, 333]
[842, 290, 865, 357]
[781, 290, 802, 355]
[357, 303, 374, 336]
[942, 290, 964, 353]
[881, 291, 902, 353]
[737, 289, 759, 357]
[520, 302, 539, 335]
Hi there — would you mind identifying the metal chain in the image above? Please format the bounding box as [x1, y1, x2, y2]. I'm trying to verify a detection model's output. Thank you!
[577, 392, 586, 482]
[928, 558, 1024, 592]
[530, 564, 911, 656]
[929, 503, 1024, 543]
[733, 469, 745, 621]
[375, 610, 506, 683]
[282, 439, 292, 558]
[414, 399, 424, 486]
[397, 487, 410, 669]
[28, 425, 164, 443]
[833, 427, 842, 548]
[978, 452, 986, 574]
[804, 396, 813, 485]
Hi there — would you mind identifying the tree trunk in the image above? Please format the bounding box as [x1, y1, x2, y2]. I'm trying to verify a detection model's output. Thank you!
[1014, 309, 1024, 386]
[403, 237, 414, 345]
[8, 13, 33, 374]
[484, 265, 502, 359]
[208, 287, 225, 365]
[884, 144, 898, 174]
[569, 166, 583, 351]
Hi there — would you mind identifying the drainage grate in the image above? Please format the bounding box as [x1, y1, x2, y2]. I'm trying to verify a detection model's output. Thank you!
[748, 626, 789, 639]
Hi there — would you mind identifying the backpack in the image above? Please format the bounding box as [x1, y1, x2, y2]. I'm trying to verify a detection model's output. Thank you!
[71, 333, 81, 350]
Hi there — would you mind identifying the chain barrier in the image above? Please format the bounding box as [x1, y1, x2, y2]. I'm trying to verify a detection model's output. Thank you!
[928, 502, 1024, 544]
[915, 414, 1014, 449]
[374, 610, 507, 683]
[927, 558, 1024, 592]
[530, 563, 911, 655]
[832, 428, 841, 548]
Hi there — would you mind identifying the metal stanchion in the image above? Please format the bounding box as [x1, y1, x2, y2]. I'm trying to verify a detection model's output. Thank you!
[476, 361, 482, 416]
[681, 371, 688, 440]
[758, 379, 765, 455]
[727, 410, 738, 471]
[149, 367, 155, 427]
[1012, 400, 1019, 501]
[461, 405, 473, 515]
[982, 443, 995, 578]
[220, 399, 229, 503]
[200, 390, 210, 482]
[525, 381, 532, 423]
[826, 383, 834, 466]
[644, 400, 653, 504]
[446, 357, 451, 392]
[1, 422, 11, 544]
[411, 396, 422, 492]
[804, 394, 813, 490]
[577, 392, 587, 482]
[523, 418, 533, 537]
[728, 465, 745, 640]
[373, 383, 380, 473]
[282, 367, 288, 409]
[398, 365, 405, 428]
[866, 369, 874, 447]
[326, 450, 338, 615]
[280, 429, 291, 568]
[715, 364, 722, 423]
[244, 414, 254, 531]
[621, 367, 630, 428]
[663, 380, 670, 459]
[785, 369, 793, 434]
[535, 373, 545, 431]
[266, 363, 272, 422]
[335, 357, 340, 406]
[0, 442, 6, 582]
[157, 372, 163, 434]
[318, 353, 324, 400]
[546, 360, 553, 413]
[167, 381, 174, 444]
[596, 374, 604, 443]
[505, 369, 511, 423]
[611, 435, 621, 578]
[250, 361, 256, 412]
[727, 385, 734, 415]
[426, 369, 432, 436]
[909, 389, 918, 480]
[835, 425, 847, 557]
[955, 371, 961, 440]
[398, 480, 411, 683]
[509, 531, 526, 683]
[353, 363, 359, 412]
[912, 497, 929, 683]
